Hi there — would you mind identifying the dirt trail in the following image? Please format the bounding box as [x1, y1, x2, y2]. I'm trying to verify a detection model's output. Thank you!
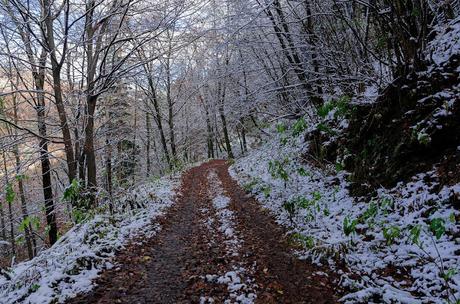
[68, 160, 339, 304]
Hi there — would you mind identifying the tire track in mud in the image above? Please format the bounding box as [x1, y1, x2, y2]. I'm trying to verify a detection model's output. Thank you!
[67, 160, 339, 304]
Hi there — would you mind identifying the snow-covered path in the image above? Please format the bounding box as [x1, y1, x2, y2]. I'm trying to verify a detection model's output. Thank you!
[67, 160, 340, 304]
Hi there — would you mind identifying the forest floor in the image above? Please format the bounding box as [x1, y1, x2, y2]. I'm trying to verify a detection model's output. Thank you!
[67, 160, 340, 304]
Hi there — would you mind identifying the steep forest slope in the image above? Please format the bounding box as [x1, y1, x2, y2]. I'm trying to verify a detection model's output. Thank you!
[231, 16, 460, 304]
[307, 16, 460, 195]
[0, 177, 178, 303]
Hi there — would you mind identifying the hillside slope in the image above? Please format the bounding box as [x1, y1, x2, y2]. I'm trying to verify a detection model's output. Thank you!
[230, 125, 460, 303]
[0, 177, 178, 304]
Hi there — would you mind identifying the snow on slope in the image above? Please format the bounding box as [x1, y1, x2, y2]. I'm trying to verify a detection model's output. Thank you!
[230, 129, 460, 303]
[428, 16, 460, 67]
[0, 176, 179, 304]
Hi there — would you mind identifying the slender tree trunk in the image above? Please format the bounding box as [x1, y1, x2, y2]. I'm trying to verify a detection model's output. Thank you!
[37, 98, 58, 246]
[207, 124, 215, 158]
[15, 154, 34, 259]
[148, 77, 171, 169]
[2, 152, 15, 257]
[42, 0, 77, 182]
[166, 56, 177, 164]
[83, 96, 98, 206]
[83, 0, 99, 207]
[50, 67, 77, 181]
[7, 190, 15, 257]
[105, 142, 113, 213]
[240, 118, 247, 153]
[261, 0, 317, 106]
[105, 107, 113, 213]
[146, 112, 151, 176]
[237, 129, 244, 153]
[4, 3, 58, 246]
[12, 104, 34, 259]
[218, 84, 233, 159]
[201, 96, 214, 158]
[132, 103, 137, 184]
[151, 131, 160, 174]
[215, 136, 221, 157]
[105, 144, 112, 196]
[0, 204, 6, 241]
[75, 129, 86, 186]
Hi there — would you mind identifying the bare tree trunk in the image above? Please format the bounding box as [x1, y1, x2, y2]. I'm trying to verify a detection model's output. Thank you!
[146, 112, 152, 176]
[2, 152, 16, 257]
[147, 76, 171, 169]
[200, 95, 215, 158]
[0, 205, 6, 241]
[132, 102, 138, 184]
[207, 121, 215, 159]
[105, 107, 113, 212]
[4, 0, 58, 246]
[259, 0, 317, 107]
[14, 151, 34, 259]
[240, 118, 247, 154]
[12, 94, 34, 259]
[75, 129, 86, 186]
[41, 0, 77, 182]
[166, 53, 177, 164]
[37, 98, 58, 246]
[83, 95, 98, 206]
[218, 82, 233, 159]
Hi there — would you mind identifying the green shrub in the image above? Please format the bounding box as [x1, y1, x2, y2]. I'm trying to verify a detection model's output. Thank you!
[292, 233, 315, 249]
[261, 185, 271, 198]
[383, 225, 401, 245]
[409, 224, 422, 245]
[282, 200, 297, 224]
[297, 167, 310, 177]
[317, 123, 336, 135]
[430, 218, 445, 240]
[276, 123, 287, 133]
[343, 216, 358, 236]
[317, 95, 351, 119]
[359, 201, 378, 223]
[268, 159, 289, 182]
[243, 179, 258, 192]
[292, 117, 307, 137]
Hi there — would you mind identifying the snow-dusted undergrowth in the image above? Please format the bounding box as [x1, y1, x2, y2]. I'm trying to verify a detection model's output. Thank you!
[428, 17, 460, 66]
[230, 131, 460, 303]
[0, 176, 179, 304]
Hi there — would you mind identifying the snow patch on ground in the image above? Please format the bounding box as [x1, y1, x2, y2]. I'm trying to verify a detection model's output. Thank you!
[429, 16, 460, 66]
[0, 176, 179, 304]
[204, 170, 257, 303]
[230, 130, 460, 303]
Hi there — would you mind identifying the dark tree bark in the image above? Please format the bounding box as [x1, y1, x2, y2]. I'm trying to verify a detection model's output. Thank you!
[12, 92, 34, 259]
[83, 95, 98, 206]
[105, 106, 113, 212]
[4, 5, 59, 245]
[147, 75, 171, 168]
[0, 204, 6, 241]
[2, 152, 16, 256]
[200, 95, 215, 159]
[146, 112, 152, 176]
[37, 0, 77, 182]
[165, 50, 177, 165]
[217, 80, 233, 159]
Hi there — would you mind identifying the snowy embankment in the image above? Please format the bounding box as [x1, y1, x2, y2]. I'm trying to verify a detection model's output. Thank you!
[0, 176, 179, 304]
[230, 132, 460, 303]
